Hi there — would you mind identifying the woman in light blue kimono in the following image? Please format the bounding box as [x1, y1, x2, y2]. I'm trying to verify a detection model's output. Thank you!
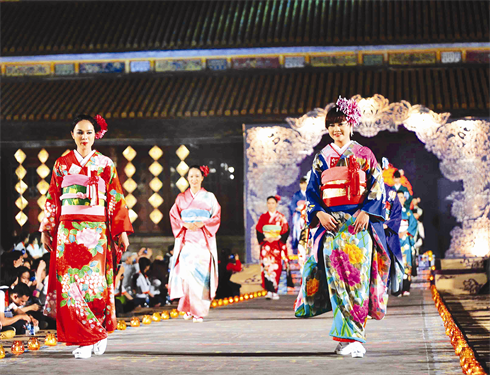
[294, 97, 390, 358]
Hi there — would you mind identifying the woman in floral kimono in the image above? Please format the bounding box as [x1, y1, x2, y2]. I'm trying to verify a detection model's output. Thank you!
[168, 165, 221, 323]
[294, 97, 390, 358]
[256, 196, 289, 300]
[40, 114, 133, 359]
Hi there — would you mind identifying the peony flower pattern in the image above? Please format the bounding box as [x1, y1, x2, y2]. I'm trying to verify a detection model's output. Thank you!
[329, 249, 361, 286]
[350, 299, 369, 323]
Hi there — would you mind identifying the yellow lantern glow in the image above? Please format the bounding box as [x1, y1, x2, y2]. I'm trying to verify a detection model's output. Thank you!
[11, 341, 25, 355]
[170, 309, 179, 319]
[179, 310, 186, 316]
[0, 345, 5, 359]
[223, 299, 229, 306]
[117, 320, 127, 330]
[249, 293, 254, 299]
[142, 315, 152, 324]
[152, 312, 162, 322]
[45, 333, 57, 346]
[239, 296, 244, 302]
[130, 317, 140, 327]
[244, 294, 249, 300]
[27, 337, 41, 351]
[253, 292, 258, 298]
[228, 297, 234, 304]
[217, 299, 223, 306]
[161, 311, 170, 320]
[234, 296, 239, 303]
[211, 301, 218, 308]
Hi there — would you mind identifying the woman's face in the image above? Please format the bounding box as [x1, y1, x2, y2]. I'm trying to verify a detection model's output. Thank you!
[267, 198, 277, 212]
[13, 256, 24, 268]
[20, 271, 30, 285]
[327, 120, 351, 144]
[71, 120, 95, 152]
[188, 168, 204, 190]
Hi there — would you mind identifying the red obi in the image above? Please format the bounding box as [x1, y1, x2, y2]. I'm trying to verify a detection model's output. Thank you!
[320, 155, 367, 207]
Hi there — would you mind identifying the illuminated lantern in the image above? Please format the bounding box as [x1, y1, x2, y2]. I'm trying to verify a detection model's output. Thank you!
[152, 312, 161, 322]
[228, 297, 234, 304]
[249, 293, 254, 299]
[239, 296, 244, 302]
[11, 341, 25, 355]
[211, 301, 218, 308]
[117, 320, 127, 330]
[244, 294, 249, 300]
[0, 345, 5, 359]
[223, 299, 229, 306]
[217, 299, 223, 306]
[170, 309, 179, 318]
[27, 337, 41, 351]
[130, 317, 141, 327]
[253, 292, 258, 298]
[161, 311, 170, 320]
[179, 311, 186, 316]
[142, 315, 152, 324]
[234, 296, 239, 303]
[45, 333, 57, 346]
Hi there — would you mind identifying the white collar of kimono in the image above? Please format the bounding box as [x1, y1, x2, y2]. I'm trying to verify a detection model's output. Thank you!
[190, 189, 201, 198]
[330, 140, 353, 155]
[268, 211, 278, 217]
[74, 149, 96, 168]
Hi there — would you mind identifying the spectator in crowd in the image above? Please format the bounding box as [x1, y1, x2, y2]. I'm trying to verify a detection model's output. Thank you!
[1, 251, 25, 270]
[216, 248, 243, 299]
[132, 257, 153, 307]
[0, 282, 39, 334]
[114, 263, 136, 316]
[26, 233, 46, 259]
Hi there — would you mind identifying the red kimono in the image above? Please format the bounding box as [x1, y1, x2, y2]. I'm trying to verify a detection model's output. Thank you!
[256, 211, 290, 293]
[40, 150, 133, 346]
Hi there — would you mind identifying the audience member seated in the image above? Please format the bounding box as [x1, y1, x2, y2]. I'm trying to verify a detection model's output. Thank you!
[132, 257, 153, 307]
[216, 248, 243, 299]
[0, 283, 39, 334]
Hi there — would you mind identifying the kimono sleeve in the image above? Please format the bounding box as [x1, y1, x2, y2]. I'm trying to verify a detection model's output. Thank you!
[39, 158, 63, 238]
[385, 194, 402, 235]
[279, 213, 290, 244]
[255, 214, 266, 244]
[202, 193, 221, 238]
[306, 153, 331, 228]
[169, 195, 185, 238]
[107, 162, 134, 240]
[407, 211, 418, 238]
[359, 148, 386, 221]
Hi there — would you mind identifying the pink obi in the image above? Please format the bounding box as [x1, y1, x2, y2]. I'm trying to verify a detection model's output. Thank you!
[321, 155, 366, 207]
[61, 173, 106, 206]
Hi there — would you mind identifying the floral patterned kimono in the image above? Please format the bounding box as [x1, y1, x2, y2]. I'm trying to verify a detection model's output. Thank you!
[40, 150, 133, 346]
[399, 206, 418, 291]
[256, 211, 290, 293]
[294, 141, 390, 344]
[168, 188, 221, 318]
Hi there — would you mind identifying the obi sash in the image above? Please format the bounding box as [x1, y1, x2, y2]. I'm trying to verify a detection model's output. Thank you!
[320, 155, 366, 207]
[263, 224, 281, 238]
[60, 173, 107, 221]
[181, 208, 211, 223]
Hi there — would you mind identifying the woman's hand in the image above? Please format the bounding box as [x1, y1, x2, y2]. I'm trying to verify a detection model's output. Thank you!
[317, 211, 339, 232]
[183, 222, 199, 231]
[41, 231, 53, 252]
[194, 222, 204, 229]
[353, 211, 370, 234]
[118, 232, 130, 252]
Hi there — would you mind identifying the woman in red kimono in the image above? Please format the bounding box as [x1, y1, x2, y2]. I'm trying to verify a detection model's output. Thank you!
[256, 196, 289, 300]
[40, 114, 133, 359]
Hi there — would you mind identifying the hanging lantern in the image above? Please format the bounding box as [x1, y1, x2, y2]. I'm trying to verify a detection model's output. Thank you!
[0, 345, 5, 359]
[161, 311, 170, 320]
[11, 341, 25, 355]
[45, 333, 57, 346]
[152, 312, 161, 322]
[117, 320, 127, 331]
[142, 315, 152, 325]
[27, 337, 41, 351]
[170, 309, 179, 319]
[130, 317, 140, 327]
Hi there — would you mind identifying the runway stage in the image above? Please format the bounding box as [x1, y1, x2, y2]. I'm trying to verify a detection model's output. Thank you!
[1, 290, 462, 375]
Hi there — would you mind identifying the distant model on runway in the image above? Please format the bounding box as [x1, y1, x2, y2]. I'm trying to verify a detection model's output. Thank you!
[256, 196, 290, 300]
[168, 165, 221, 323]
[289, 178, 308, 255]
[40, 114, 133, 359]
[294, 97, 390, 358]
[396, 191, 418, 297]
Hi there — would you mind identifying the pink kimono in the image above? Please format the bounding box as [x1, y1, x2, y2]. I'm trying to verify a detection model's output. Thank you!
[168, 188, 221, 317]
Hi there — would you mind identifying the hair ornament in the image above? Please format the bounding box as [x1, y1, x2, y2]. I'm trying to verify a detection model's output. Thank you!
[274, 195, 281, 202]
[336, 96, 361, 127]
[94, 115, 108, 139]
[200, 165, 210, 177]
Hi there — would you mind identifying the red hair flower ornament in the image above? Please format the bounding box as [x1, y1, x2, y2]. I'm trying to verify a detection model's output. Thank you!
[336, 96, 361, 127]
[200, 165, 210, 177]
[94, 115, 108, 139]
[274, 195, 281, 202]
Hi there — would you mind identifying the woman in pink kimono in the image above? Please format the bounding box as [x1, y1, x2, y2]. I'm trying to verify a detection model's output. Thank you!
[168, 165, 221, 323]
